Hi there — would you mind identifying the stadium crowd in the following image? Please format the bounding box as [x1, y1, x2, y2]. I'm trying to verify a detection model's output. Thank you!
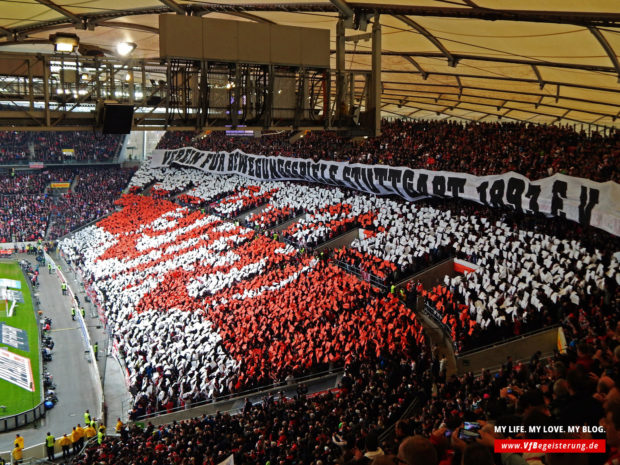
[7, 119, 612, 465]
[45, 167, 135, 238]
[74, 278, 620, 465]
[60, 194, 427, 418]
[0, 166, 134, 242]
[0, 130, 123, 163]
[156, 121, 619, 182]
[58, 164, 618, 423]
[0, 131, 30, 162]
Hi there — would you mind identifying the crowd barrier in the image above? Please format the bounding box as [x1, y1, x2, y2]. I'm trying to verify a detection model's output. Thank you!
[0, 160, 121, 168]
[456, 324, 562, 358]
[422, 302, 458, 353]
[0, 403, 46, 435]
[136, 367, 343, 423]
[0, 242, 38, 253]
[0, 433, 99, 464]
[332, 259, 388, 291]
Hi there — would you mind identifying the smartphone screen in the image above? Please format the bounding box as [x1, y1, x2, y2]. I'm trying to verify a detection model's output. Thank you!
[464, 422, 481, 431]
[459, 429, 481, 441]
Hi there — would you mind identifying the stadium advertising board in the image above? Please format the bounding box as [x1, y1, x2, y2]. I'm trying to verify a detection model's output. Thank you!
[152, 148, 620, 236]
[0, 278, 21, 289]
[0, 348, 34, 391]
[0, 323, 29, 351]
[0, 288, 23, 302]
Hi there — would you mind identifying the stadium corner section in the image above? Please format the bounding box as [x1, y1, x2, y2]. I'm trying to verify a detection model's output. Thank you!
[0, 260, 42, 420]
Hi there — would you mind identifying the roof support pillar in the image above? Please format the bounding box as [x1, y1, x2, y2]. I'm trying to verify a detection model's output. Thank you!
[35, 0, 82, 26]
[160, 0, 185, 15]
[368, 12, 382, 136]
[42, 55, 50, 127]
[531, 65, 545, 89]
[588, 27, 620, 83]
[330, 0, 354, 27]
[402, 55, 428, 80]
[334, 18, 347, 123]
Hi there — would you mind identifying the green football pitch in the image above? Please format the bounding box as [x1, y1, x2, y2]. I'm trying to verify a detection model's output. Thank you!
[0, 261, 41, 416]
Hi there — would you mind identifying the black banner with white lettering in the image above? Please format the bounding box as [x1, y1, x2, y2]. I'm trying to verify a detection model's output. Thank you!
[151, 148, 620, 236]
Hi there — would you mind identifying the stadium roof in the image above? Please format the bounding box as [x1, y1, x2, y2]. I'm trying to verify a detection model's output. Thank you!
[1, 0, 619, 128]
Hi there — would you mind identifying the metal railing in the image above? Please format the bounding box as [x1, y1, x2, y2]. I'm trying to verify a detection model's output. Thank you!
[0, 159, 122, 168]
[243, 212, 304, 233]
[456, 324, 561, 358]
[393, 255, 454, 288]
[422, 303, 457, 352]
[135, 366, 344, 421]
[378, 396, 422, 444]
[333, 259, 388, 291]
[423, 300, 562, 357]
[0, 402, 46, 434]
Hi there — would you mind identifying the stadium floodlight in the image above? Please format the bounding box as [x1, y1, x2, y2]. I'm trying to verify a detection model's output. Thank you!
[116, 42, 137, 57]
[50, 33, 79, 53]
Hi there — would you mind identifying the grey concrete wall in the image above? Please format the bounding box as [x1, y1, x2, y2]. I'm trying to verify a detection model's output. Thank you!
[315, 229, 360, 253]
[457, 327, 559, 375]
[143, 371, 340, 427]
[394, 258, 455, 293]
[269, 214, 305, 234]
[235, 204, 268, 222]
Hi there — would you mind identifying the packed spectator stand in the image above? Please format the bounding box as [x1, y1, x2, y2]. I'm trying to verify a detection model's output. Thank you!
[0, 130, 123, 163]
[157, 120, 619, 182]
[60, 193, 427, 418]
[58, 142, 620, 462]
[74, 270, 620, 465]
[3, 121, 620, 465]
[0, 166, 135, 242]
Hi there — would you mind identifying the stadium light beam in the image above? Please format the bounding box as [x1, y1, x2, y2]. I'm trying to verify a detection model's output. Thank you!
[116, 42, 137, 57]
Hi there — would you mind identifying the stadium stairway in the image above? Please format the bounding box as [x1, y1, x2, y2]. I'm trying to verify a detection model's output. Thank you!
[235, 203, 269, 223]
[267, 212, 306, 234]
[70, 175, 79, 193]
[27, 141, 35, 160]
[313, 228, 360, 254]
[414, 303, 457, 377]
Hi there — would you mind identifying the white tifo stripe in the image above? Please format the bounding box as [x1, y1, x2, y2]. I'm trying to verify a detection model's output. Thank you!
[119, 307, 240, 400]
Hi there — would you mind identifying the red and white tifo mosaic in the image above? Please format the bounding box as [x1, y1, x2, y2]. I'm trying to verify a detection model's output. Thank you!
[60, 194, 425, 408]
